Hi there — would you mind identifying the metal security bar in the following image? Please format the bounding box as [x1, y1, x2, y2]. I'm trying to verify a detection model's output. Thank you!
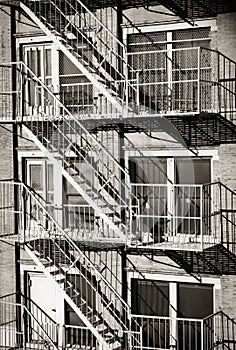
[0, 64, 13, 121]
[127, 47, 236, 119]
[0, 180, 142, 349]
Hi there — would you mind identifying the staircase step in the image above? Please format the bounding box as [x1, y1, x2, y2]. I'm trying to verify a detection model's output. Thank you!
[96, 323, 107, 333]
[54, 273, 65, 282]
[104, 332, 116, 343]
[45, 265, 59, 274]
[39, 257, 52, 266]
[110, 341, 122, 349]
[88, 314, 101, 326]
[32, 249, 41, 257]
[26, 342, 50, 350]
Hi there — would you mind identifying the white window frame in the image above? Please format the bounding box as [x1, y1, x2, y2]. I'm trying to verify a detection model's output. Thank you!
[128, 271, 220, 347]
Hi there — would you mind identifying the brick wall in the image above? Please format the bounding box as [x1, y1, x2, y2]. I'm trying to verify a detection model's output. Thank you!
[0, 135, 15, 296]
[220, 275, 236, 318]
[0, 7, 15, 297]
[217, 13, 236, 61]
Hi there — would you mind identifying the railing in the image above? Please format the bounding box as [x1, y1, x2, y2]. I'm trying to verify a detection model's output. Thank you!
[60, 82, 95, 115]
[65, 324, 96, 349]
[127, 47, 236, 120]
[131, 314, 204, 350]
[20, 0, 136, 115]
[24, 294, 59, 344]
[0, 180, 142, 348]
[0, 293, 59, 349]
[0, 64, 13, 120]
[130, 183, 222, 250]
[215, 182, 236, 255]
[203, 311, 236, 349]
[0, 61, 139, 240]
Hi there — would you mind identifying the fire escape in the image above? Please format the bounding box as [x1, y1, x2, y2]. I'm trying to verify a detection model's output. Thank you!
[0, 0, 236, 349]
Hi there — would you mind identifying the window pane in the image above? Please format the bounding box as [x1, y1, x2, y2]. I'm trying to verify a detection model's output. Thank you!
[29, 164, 43, 192]
[178, 283, 213, 319]
[129, 157, 167, 184]
[131, 279, 169, 316]
[45, 48, 52, 76]
[175, 158, 211, 184]
[47, 164, 54, 191]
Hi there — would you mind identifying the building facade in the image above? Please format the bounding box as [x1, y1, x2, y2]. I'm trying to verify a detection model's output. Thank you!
[0, 0, 236, 349]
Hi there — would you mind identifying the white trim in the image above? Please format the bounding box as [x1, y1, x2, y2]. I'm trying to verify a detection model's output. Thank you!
[16, 36, 52, 48]
[127, 149, 219, 160]
[129, 271, 221, 288]
[123, 19, 217, 38]
[128, 271, 220, 323]
[18, 150, 45, 159]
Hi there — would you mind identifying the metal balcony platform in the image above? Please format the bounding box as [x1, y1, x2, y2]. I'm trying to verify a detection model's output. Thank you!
[78, 0, 236, 17]
[74, 239, 126, 251]
[127, 243, 236, 276]
[167, 113, 236, 146]
[81, 112, 236, 146]
[20, 111, 236, 149]
[2, 0, 235, 22]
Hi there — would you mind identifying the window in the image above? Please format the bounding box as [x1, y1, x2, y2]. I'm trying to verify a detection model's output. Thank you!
[131, 279, 214, 350]
[178, 283, 213, 319]
[59, 52, 94, 114]
[27, 159, 54, 204]
[23, 45, 54, 112]
[178, 283, 213, 350]
[129, 156, 211, 240]
[131, 279, 169, 316]
[127, 27, 211, 113]
[131, 279, 170, 348]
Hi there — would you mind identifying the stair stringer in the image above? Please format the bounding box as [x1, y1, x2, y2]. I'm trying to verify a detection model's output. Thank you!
[22, 124, 127, 242]
[24, 244, 111, 350]
[19, 2, 124, 114]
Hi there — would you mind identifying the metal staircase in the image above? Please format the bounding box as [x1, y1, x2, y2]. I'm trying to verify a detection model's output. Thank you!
[0, 180, 141, 349]
[6, 61, 140, 243]
[18, 0, 135, 116]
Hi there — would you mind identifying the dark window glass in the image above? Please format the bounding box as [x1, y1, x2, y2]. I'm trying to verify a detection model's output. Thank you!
[131, 279, 169, 316]
[178, 283, 213, 319]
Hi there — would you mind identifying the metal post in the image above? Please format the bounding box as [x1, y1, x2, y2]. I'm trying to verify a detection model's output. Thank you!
[11, 6, 22, 347]
[11, 5, 19, 223]
[219, 183, 224, 245]
[200, 185, 203, 251]
[15, 241, 22, 347]
[201, 320, 204, 350]
[121, 247, 128, 349]
[117, 0, 123, 74]
[197, 47, 201, 113]
[118, 123, 126, 224]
